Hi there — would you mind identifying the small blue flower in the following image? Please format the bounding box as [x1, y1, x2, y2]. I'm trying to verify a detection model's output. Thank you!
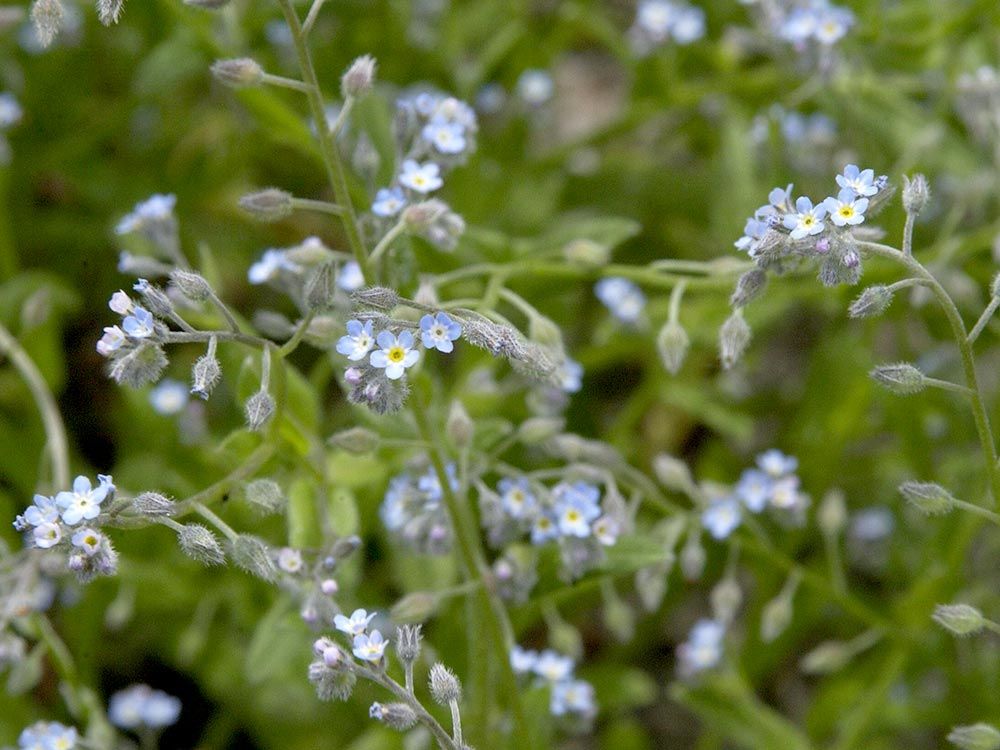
[417, 463, 457, 503]
[419, 312, 462, 353]
[109, 684, 182, 730]
[835, 164, 878, 197]
[558, 358, 583, 393]
[702, 497, 741, 540]
[552, 481, 601, 538]
[0, 92, 22, 129]
[248, 249, 300, 284]
[823, 188, 869, 227]
[592, 515, 620, 546]
[735, 469, 772, 513]
[352, 629, 388, 662]
[32, 521, 62, 549]
[516, 69, 554, 106]
[422, 119, 467, 154]
[149, 379, 189, 416]
[530, 512, 559, 545]
[17, 494, 59, 529]
[768, 475, 804, 510]
[370, 330, 420, 380]
[399, 160, 443, 193]
[782, 196, 827, 239]
[71, 527, 102, 556]
[336, 261, 364, 292]
[334, 608, 376, 636]
[96, 325, 126, 357]
[109, 290, 132, 315]
[550, 678, 596, 717]
[372, 187, 406, 217]
[116, 194, 176, 236]
[756, 449, 798, 478]
[122, 307, 155, 339]
[336, 320, 376, 362]
[677, 619, 725, 676]
[594, 277, 646, 323]
[813, 6, 854, 45]
[734, 215, 771, 256]
[498, 477, 537, 519]
[533, 649, 575, 682]
[55, 475, 113, 526]
[510, 645, 539, 675]
[18, 721, 78, 750]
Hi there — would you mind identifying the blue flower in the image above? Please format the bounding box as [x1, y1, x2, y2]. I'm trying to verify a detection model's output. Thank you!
[768, 476, 803, 510]
[109, 684, 182, 730]
[0, 92, 22, 128]
[248, 249, 300, 284]
[782, 196, 827, 239]
[735, 469, 772, 513]
[96, 325, 126, 357]
[370, 330, 420, 379]
[71, 527, 102, 556]
[336, 261, 364, 292]
[835, 164, 878, 197]
[558, 358, 583, 393]
[15, 493, 60, 531]
[122, 307, 155, 339]
[336, 320, 376, 362]
[734, 215, 771, 256]
[334, 608, 376, 636]
[533, 649, 574, 682]
[530, 513, 559, 545]
[149, 379, 189, 416]
[756, 449, 798, 478]
[701, 496, 741, 540]
[552, 481, 602, 538]
[352, 629, 388, 662]
[116, 194, 176, 236]
[419, 312, 462, 353]
[399, 160, 443, 193]
[813, 6, 854, 45]
[823, 188, 869, 227]
[594, 277, 646, 323]
[55, 475, 113, 526]
[417, 463, 457, 503]
[550, 679, 596, 717]
[422, 119, 467, 154]
[677, 619, 725, 676]
[372, 187, 406, 217]
[109, 290, 133, 315]
[516, 70, 554, 106]
[498, 477, 537, 519]
[18, 721, 78, 750]
[592, 515, 620, 546]
[510, 645, 539, 675]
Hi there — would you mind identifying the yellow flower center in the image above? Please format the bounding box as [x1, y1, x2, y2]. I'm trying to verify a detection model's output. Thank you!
[802, 216, 815, 226]
[566, 509, 581, 522]
[388, 346, 405, 363]
[838, 206, 855, 219]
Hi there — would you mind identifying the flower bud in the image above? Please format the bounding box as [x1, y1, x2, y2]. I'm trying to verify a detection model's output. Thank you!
[719, 309, 751, 369]
[230, 534, 278, 581]
[760, 591, 793, 643]
[947, 723, 1000, 750]
[656, 320, 689, 375]
[680, 529, 705, 581]
[799, 639, 852, 675]
[243, 478, 285, 515]
[305, 263, 337, 311]
[446, 399, 473, 448]
[899, 480, 954, 516]
[328, 426, 379, 454]
[131, 491, 176, 517]
[96, 0, 124, 25]
[562, 238, 610, 266]
[211, 58, 264, 88]
[602, 590, 635, 642]
[394, 624, 423, 665]
[817, 489, 847, 536]
[652, 454, 693, 493]
[710, 577, 742, 626]
[238, 188, 293, 222]
[177, 523, 225, 565]
[341, 55, 376, 98]
[902, 173, 930, 216]
[30, 0, 63, 48]
[932, 603, 986, 636]
[133, 279, 174, 318]
[169, 269, 214, 302]
[244, 389, 275, 431]
[108, 342, 169, 388]
[191, 351, 221, 400]
[848, 285, 893, 319]
[428, 663, 462, 705]
[351, 286, 400, 310]
[870, 362, 925, 395]
[517, 416, 565, 445]
[369, 702, 417, 731]
[729, 268, 768, 308]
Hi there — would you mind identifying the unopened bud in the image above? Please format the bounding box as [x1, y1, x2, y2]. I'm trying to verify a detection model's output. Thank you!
[446, 400, 474, 447]
[351, 286, 400, 310]
[230, 534, 278, 581]
[652, 454, 693, 493]
[899, 480, 954, 516]
[108, 342, 169, 388]
[680, 529, 705, 581]
[243, 479, 285, 515]
[341, 55, 376, 98]
[902, 173, 930, 216]
[710, 577, 742, 626]
[932, 603, 986, 636]
[719, 309, 751, 369]
[656, 321, 689, 375]
[131, 491, 176, 517]
[133, 279, 173, 318]
[244, 390, 275, 431]
[305, 263, 337, 311]
[848, 285, 893, 319]
[800, 640, 852, 675]
[394, 624, 423, 664]
[760, 591, 793, 643]
[428, 663, 462, 705]
[517, 417, 565, 444]
[30, 0, 63, 48]
[177, 523, 225, 565]
[170, 269, 214, 302]
[947, 723, 1000, 750]
[817, 489, 847, 536]
[562, 238, 610, 266]
[239, 188, 293, 222]
[211, 58, 264, 88]
[730, 268, 767, 308]
[369, 702, 417, 731]
[870, 362, 925, 395]
[191, 351, 221, 400]
[328, 426, 379, 454]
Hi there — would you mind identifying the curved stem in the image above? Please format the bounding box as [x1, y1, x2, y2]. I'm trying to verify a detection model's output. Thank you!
[858, 241, 1000, 507]
[353, 663, 458, 750]
[0, 321, 70, 490]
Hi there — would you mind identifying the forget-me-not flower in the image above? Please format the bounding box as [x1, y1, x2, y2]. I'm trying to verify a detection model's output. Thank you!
[337, 260, 364, 292]
[702, 496, 741, 540]
[55, 475, 113, 526]
[372, 187, 406, 217]
[370, 330, 420, 379]
[533, 649, 574, 682]
[836, 164, 878, 197]
[116, 194, 176, 236]
[782, 196, 827, 239]
[419, 312, 462, 353]
[336, 320, 376, 361]
[109, 684, 182, 730]
[352, 630, 388, 662]
[122, 307, 155, 339]
[550, 679, 596, 717]
[334, 608, 377, 636]
[677, 619, 725, 676]
[149, 379, 189, 416]
[248, 249, 300, 284]
[757, 449, 798, 477]
[399, 160, 443, 193]
[823, 188, 869, 227]
[422, 119, 467, 154]
[498, 477, 536, 519]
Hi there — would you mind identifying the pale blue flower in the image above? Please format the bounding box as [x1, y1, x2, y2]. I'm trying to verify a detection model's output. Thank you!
[702, 497, 741, 540]
[814, 6, 854, 45]
[823, 188, 869, 226]
[149, 379, 189, 416]
[116, 194, 176, 236]
[594, 277, 646, 323]
[32, 521, 62, 549]
[550, 679, 596, 717]
[122, 307, 155, 339]
[399, 160, 443, 193]
[516, 70, 554, 106]
[592, 515, 620, 546]
[734, 215, 771, 256]
[0, 92, 22, 128]
[109, 684, 181, 730]
[19, 494, 60, 528]
[352, 629, 388, 662]
[835, 164, 878, 197]
[419, 312, 462, 352]
[558, 358, 583, 393]
[671, 5, 706, 43]
[422, 119, 467, 154]
[372, 187, 406, 217]
[18, 721, 78, 750]
[533, 649, 574, 682]
[370, 330, 420, 379]
[334, 608, 376, 636]
[56, 475, 112, 526]
[782, 196, 827, 239]
[430, 96, 478, 130]
[96, 325, 126, 356]
[636, 0, 676, 42]
[417, 463, 457, 503]
[768, 475, 803, 510]
[336, 261, 364, 292]
[248, 249, 300, 284]
[756, 449, 798, 477]
[498, 477, 537, 519]
[735, 469, 772, 513]
[71, 527, 102, 556]
[552, 481, 601, 538]
[109, 290, 133, 315]
[336, 320, 376, 361]
[530, 513, 559, 545]
[510, 645, 538, 674]
[677, 619, 725, 676]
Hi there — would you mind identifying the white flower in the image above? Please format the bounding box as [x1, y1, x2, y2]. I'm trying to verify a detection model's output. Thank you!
[277, 547, 303, 574]
[370, 330, 420, 380]
[334, 608, 376, 636]
[96, 325, 127, 356]
[510, 646, 538, 674]
[533, 650, 574, 682]
[352, 629, 388, 662]
[32, 521, 62, 549]
[422, 119, 467, 154]
[248, 249, 300, 284]
[71, 527, 102, 556]
[516, 69, 554, 106]
[398, 160, 443, 193]
[55, 475, 112, 526]
[109, 290, 133, 315]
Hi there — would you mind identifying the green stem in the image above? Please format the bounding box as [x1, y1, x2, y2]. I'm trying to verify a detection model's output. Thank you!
[967, 296, 1000, 345]
[278, 311, 315, 357]
[858, 241, 1000, 507]
[290, 197, 346, 217]
[172, 443, 276, 516]
[369, 220, 407, 264]
[0, 321, 70, 490]
[275, 0, 372, 283]
[261, 72, 311, 93]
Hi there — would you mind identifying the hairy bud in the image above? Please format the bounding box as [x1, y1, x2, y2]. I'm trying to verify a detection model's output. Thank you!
[177, 523, 225, 565]
[760, 590, 793, 643]
[243, 479, 285, 515]
[710, 577, 742, 626]
[870, 362, 925, 395]
[817, 489, 847, 536]
[191, 351, 221, 400]
[899, 480, 954, 516]
[848, 285, 893, 318]
[170, 269, 213, 302]
[947, 724, 1000, 750]
[230, 534, 278, 581]
[133, 279, 174, 318]
[369, 702, 417, 731]
[30, 0, 63, 48]
[394, 624, 423, 665]
[652, 454, 693, 493]
[239, 188, 293, 222]
[211, 58, 264, 88]
[518, 416, 565, 445]
[563, 238, 611, 266]
[446, 399, 473, 448]
[351, 286, 400, 310]
[341, 55, 376, 98]
[902, 173, 930, 216]
[305, 263, 337, 311]
[656, 320, 689, 375]
[933, 603, 986, 637]
[719, 309, 751, 369]
[428, 663, 462, 705]
[244, 390, 275, 431]
[799, 639, 853, 675]
[108, 342, 169, 388]
[730, 268, 767, 308]
[131, 491, 175, 517]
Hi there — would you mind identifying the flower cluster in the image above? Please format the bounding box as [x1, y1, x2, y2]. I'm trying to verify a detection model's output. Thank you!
[380, 463, 458, 554]
[108, 684, 182, 732]
[628, 0, 706, 55]
[308, 607, 391, 701]
[734, 164, 891, 286]
[248, 236, 362, 294]
[774, 0, 855, 48]
[16, 721, 78, 750]
[268, 537, 359, 627]
[510, 646, 597, 722]
[13, 474, 119, 583]
[594, 277, 646, 324]
[95, 283, 169, 388]
[701, 450, 807, 540]
[676, 618, 726, 677]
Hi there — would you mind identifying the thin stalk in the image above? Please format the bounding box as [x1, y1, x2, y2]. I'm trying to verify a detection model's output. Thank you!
[858, 241, 1000, 507]
[291, 197, 346, 217]
[922, 377, 974, 397]
[193, 502, 239, 542]
[278, 311, 316, 357]
[301, 0, 327, 35]
[261, 73, 311, 93]
[172, 443, 276, 515]
[369, 220, 407, 264]
[207, 290, 241, 333]
[0, 322, 70, 490]
[164, 330, 271, 348]
[275, 0, 372, 282]
[968, 296, 1000, 345]
[902, 212, 915, 257]
[668, 279, 686, 324]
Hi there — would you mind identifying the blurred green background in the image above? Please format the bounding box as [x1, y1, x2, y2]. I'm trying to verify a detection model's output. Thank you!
[2, 0, 1000, 747]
